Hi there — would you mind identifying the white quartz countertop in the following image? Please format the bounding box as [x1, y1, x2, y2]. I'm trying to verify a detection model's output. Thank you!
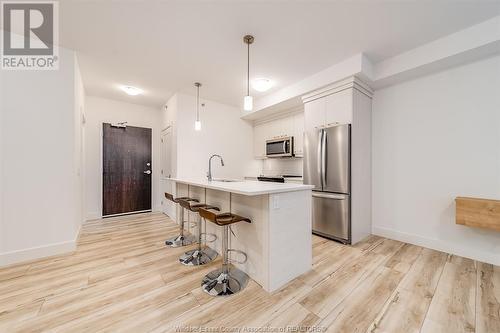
[167, 178, 313, 196]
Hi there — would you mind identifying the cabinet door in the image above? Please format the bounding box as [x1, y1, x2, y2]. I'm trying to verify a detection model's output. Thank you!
[278, 116, 293, 138]
[293, 113, 304, 156]
[325, 89, 353, 126]
[253, 123, 268, 158]
[267, 119, 281, 139]
[304, 98, 326, 131]
[267, 117, 292, 139]
[261, 121, 276, 142]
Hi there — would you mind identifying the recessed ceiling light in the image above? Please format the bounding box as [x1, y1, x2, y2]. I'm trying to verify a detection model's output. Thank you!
[120, 85, 143, 96]
[252, 78, 273, 92]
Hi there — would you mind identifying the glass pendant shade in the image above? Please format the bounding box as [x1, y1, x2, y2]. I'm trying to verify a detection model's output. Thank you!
[195, 120, 201, 131]
[244, 95, 253, 111]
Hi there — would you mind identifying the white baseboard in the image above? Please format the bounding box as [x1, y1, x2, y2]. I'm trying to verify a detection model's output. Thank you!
[86, 209, 161, 221]
[0, 239, 76, 268]
[0, 225, 82, 268]
[372, 226, 500, 266]
[75, 224, 82, 243]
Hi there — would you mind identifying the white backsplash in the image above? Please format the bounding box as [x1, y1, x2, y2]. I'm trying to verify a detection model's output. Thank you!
[261, 158, 303, 176]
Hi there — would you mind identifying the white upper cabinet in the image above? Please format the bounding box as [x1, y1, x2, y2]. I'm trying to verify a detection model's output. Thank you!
[252, 111, 305, 159]
[304, 97, 326, 131]
[293, 113, 304, 156]
[304, 88, 353, 131]
[253, 121, 269, 159]
[325, 88, 353, 126]
[268, 116, 293, 139]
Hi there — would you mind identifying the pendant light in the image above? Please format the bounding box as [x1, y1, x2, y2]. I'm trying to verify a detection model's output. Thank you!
[243, 35, 254, 111]
[194, 82, 202, 131]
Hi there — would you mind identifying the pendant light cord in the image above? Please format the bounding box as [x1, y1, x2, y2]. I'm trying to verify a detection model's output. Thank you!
[247, 42, 250, 96]
[196, 84, 200, 121]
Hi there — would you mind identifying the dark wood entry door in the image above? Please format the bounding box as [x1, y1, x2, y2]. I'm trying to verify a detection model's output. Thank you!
[102, 123, 152, 216]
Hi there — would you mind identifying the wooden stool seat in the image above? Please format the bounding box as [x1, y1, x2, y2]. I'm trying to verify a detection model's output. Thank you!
[177, 199, 219, 213]
[164, 193, 198, 204]
[198, 208, 251, 226]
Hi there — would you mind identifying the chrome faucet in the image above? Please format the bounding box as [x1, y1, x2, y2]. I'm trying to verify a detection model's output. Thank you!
[207, 154, 224, 181]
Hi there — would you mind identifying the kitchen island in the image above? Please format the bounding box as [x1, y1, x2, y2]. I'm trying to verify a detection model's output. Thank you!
[166, 178, 313, 292]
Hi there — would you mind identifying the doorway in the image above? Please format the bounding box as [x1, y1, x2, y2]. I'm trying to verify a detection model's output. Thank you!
[102, 123, 152, 217]
[160, 127, 175, 218]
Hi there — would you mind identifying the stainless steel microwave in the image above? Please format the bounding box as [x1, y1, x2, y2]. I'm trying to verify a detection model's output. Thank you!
[266, 136, 294, 157]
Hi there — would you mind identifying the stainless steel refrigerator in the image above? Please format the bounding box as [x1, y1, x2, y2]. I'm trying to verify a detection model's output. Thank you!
[303, 124, 351, 244]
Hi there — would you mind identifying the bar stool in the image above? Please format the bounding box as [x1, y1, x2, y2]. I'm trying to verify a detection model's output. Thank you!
[177, 199, 219, 266]
[198, 207, 251, 296]
[164, 192, 198, 247]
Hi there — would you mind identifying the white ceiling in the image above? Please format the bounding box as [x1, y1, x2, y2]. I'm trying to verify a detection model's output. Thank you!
[59, 1, 500, 108]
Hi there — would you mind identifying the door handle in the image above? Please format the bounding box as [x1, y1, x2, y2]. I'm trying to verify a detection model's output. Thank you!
[317, 130, 323, 187]
[143, 170, 151, 175]
[312, 192, 346, 200]
[321, 130, 327, 187]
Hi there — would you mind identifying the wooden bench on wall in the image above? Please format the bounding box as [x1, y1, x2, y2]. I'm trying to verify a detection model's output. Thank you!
[455, 197, 500, 231]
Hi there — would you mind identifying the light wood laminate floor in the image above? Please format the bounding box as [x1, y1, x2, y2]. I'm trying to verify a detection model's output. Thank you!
[0, 213, 498, 332]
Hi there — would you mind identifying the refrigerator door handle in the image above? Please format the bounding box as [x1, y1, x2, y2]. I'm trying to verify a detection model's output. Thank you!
[317, 130, 323, 189]
[321, 129, 327, 188]
[312, 192, 347, 200]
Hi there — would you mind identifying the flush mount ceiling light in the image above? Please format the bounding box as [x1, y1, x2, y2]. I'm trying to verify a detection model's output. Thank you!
[243, 34, 254, 111]
[252, 78, 273, 92]
[194, 82, 202, 131]
[120, 85, 143, 96]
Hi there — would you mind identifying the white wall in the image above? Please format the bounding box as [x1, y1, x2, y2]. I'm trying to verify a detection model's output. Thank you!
[172, 93, 260, 180]
[84, 96, 163, 220]
[0, 48, 84, 266]
[74, 57, 86, 235]
[261, 159, 302, 177]
[372, 55, 500, 265]
[0, 74, 3, 255]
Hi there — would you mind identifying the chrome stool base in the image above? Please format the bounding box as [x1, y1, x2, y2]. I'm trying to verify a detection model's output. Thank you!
[179, 247, 218, 266]
[201, 266, 249, 296]
[165, 234, 196, 247]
